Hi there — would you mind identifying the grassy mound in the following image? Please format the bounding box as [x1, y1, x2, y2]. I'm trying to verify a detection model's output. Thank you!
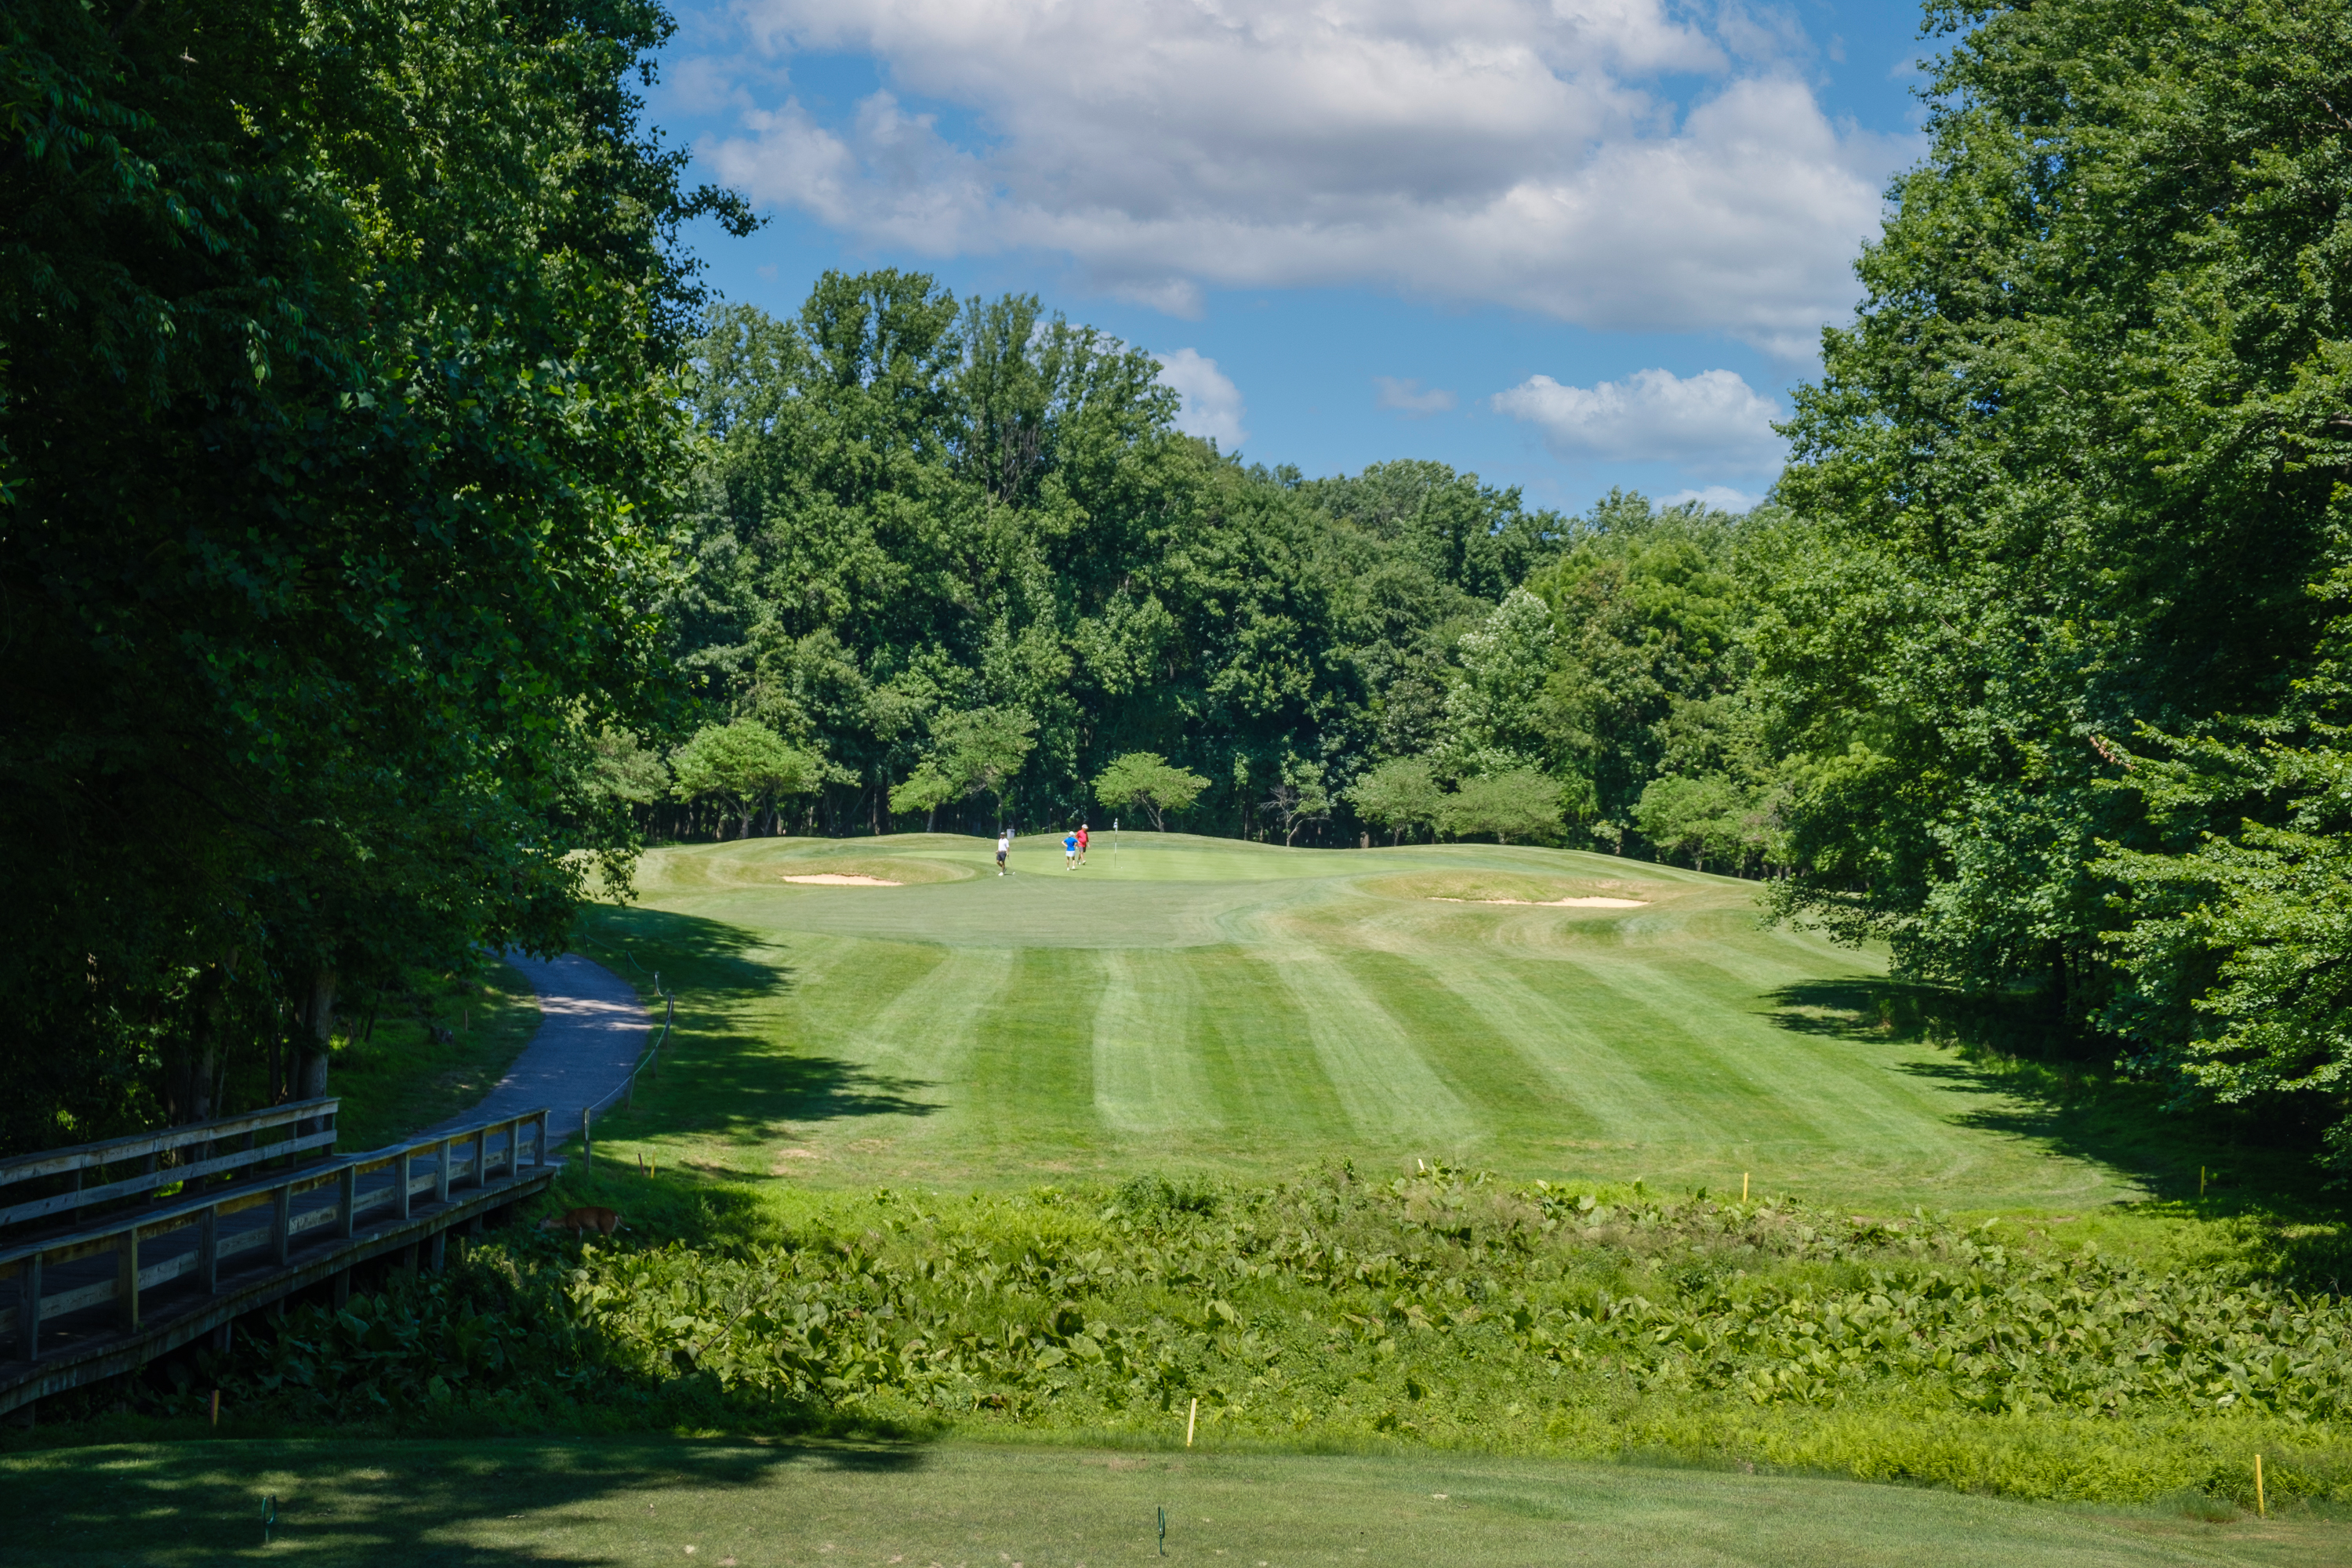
[1358, 868, 1658, 905]
[633, 837, 978, 892]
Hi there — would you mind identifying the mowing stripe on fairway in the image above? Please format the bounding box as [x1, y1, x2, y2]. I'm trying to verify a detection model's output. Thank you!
[1269, 943, 1476, 1138]
[1186, 948, 1356, 1144]
[1378, 938, 1708, 1149]
[587, 834, 2151, 1207]
[1091, 949, 1225, 1134]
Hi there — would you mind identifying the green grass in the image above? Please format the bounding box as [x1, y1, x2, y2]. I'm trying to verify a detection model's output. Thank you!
[4, 1436, 2342, 1566]
[579, 833, 2149, 1209]
[326, 958, 540, 1152]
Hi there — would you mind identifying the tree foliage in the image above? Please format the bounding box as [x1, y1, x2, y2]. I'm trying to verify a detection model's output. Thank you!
[670, 722, 822, 837]
[1346, 758, 1444, 844]
[0, 0, 748, 1147]
[1440, 771, 1566, 846]
[1091, 753, 1210, 832]
[1755, 0, 2352, 1156]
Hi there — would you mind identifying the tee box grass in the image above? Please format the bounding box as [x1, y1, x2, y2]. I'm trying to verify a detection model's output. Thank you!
[4, 1437, 2343, 1566]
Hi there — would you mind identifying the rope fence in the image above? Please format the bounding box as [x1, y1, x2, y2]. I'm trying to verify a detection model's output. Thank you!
[572, 938, 677, 1164]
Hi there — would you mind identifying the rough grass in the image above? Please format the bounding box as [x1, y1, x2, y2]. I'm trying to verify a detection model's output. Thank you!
[3, 1436, 2343, 1567]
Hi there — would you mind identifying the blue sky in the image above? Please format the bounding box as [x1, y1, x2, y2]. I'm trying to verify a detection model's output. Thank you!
[652, 0, 1938, 515]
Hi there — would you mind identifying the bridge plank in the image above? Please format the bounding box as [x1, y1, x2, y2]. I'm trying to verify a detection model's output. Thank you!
[0, 1131, 340, 1230]
[0, 1101, 340, 1185]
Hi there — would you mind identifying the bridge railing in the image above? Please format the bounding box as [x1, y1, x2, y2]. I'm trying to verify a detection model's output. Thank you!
[0, 1108, 550, 1360]
[0, 1099, 343, 1234]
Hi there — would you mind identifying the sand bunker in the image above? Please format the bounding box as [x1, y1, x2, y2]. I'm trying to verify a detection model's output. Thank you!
[781, 873, 901, 886]
[1431, 895, 1647, 908]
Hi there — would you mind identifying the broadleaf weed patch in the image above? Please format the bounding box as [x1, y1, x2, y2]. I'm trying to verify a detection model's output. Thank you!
[112, 1163, 2352, 1506]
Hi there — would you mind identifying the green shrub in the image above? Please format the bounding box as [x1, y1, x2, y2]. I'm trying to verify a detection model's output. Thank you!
[167, 1164, 2352, 1502]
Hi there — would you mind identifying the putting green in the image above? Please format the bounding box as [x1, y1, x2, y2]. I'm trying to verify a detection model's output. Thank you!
[3, 1438, 2332, 1566]
[586, 833, 2134, 1207]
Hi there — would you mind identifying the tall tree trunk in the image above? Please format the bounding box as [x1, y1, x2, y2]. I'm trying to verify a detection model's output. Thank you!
[294, 967, 336, 1138]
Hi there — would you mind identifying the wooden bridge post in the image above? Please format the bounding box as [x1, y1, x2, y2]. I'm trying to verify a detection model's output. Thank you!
[394, 1152, 412, 1221]
[199, 1205, 219, 1294]
[15, 1254, 39, 1361]
[435, 1138, 452, 1204]
[271, 1183, 292, 1266]
[536, 1111, 550, 1168]
[337, 1166, 358, 1240]
[117, 1228, 140, 1330]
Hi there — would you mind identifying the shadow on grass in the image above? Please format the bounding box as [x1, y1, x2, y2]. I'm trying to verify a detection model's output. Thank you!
[566, 903, 938, 1176]
[0, 1436, 928, 1566]
[577, 904, 785, 999]
[1765, 978, 2351, 1275]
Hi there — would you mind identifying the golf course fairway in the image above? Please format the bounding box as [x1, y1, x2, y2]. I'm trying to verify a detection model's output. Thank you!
[583, 833, 2129, 1207]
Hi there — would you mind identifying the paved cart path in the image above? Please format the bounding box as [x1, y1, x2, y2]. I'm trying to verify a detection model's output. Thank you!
[418, 954, 652, 1145]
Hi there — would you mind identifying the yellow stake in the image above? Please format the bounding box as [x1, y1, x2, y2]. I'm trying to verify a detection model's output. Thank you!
[1742, 1173, 1749, 1203]
[2255, 1453, 2266, 1518]
[2201, 1165, 2206, 1196]
[1186, 1396, 1198, 1448]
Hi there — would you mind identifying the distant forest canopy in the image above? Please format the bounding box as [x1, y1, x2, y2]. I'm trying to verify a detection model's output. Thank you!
[15, 0, 2352, 1171]
[623, 274, 1780, 867]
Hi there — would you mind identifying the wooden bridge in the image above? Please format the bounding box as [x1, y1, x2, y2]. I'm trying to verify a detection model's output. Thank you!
[0, 1099, 558, 1420]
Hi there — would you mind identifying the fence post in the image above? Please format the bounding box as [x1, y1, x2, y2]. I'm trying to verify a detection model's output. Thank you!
[271, 1182, 292, 1266]
[435, 1138, 452, 1204]
[338, 1165, 358, 1240]
[199, 1205, 219, 1294]
[16, 1253, 40, 1361]
[394, 1152, 412, 1220]
[117, 1227, 140, 1330]
[581, 1105, 592, 1167]
[535, 1111, 550, 1170]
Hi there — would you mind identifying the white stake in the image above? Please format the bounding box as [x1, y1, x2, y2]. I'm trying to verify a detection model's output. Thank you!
[1186, 1396, 1197, 1448]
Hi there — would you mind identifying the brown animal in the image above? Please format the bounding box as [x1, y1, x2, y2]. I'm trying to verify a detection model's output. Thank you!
[539, 1206, 626, 1236]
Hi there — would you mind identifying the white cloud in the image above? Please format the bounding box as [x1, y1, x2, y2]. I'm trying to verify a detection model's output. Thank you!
[1155, 349, 1247, 449]
[1491, 367, 1782, 467]
[1374, 376, 1457, 416]
[698, 0, 1912, 356]
[1663, 485, 1766, 512]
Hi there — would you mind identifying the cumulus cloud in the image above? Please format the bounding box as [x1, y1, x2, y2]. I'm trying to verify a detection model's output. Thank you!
[1374, 377, 1457, 416]
[695, 0, 1911, 355]
[1491, 367, 1782, 468]
[1663, 484, 1766, 512]
[1156, 349, 1247, 449]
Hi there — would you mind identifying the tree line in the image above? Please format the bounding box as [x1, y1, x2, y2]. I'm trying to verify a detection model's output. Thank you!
[625, 279, 1766, 861]
[12, 0, 2352, 1174]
